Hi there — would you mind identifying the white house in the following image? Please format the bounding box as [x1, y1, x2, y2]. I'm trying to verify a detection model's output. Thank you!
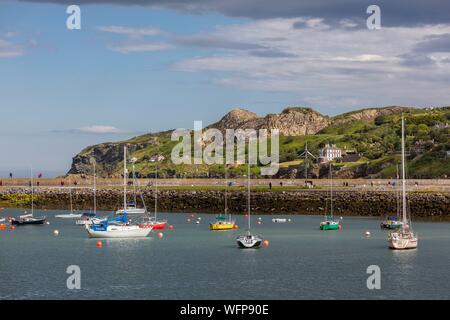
[319, 144, 342, 163]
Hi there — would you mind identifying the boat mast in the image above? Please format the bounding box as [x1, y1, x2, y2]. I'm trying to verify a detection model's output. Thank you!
[154, 162, 158, 219]
[401, 114, 407, 224]
[132, 162, 137, 206]
[225, 163, 228, 217]
[396, 164, 400, 218]
[330, 162, 333, 218]
[123, 146, 127, 213]
[93, 160, 97, 214]
[31, 167, 34, 216]
[248, 163, 251, 231]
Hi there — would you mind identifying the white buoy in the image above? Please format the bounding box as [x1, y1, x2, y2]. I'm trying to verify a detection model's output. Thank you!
[198, 217, 202, 221]
[365, 231, 371, 237]
[46, 222, 50, 225]
[196, 221, 200, 224]
[340, 217, 343, 220]
[54, 230, 59, 236]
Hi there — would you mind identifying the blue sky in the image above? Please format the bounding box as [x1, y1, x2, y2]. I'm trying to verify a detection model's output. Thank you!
[1, 0, 450, 176]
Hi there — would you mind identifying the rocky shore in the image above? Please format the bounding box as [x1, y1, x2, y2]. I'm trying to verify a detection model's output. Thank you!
[1, 187, 448, 219]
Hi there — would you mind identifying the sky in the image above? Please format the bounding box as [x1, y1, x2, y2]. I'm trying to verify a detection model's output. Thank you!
[1, 0, 450, 177]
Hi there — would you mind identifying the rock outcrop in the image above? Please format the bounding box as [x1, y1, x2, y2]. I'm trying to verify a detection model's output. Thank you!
[208, 107, 330, 136]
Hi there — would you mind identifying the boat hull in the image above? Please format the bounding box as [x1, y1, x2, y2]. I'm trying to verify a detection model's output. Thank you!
[210, 222, 236, 231]
[236, 235, 262, 249]
[320, 221, 340, 231]
[115, 208, 146, 215]
[11, 217, 46, 226]
[381, 222, 403, 230]
[388, 231, 418, 250]
[56, 214, 83, 219]
[86, 225, 152, 238]
[388, 238, 418, 250]
[139, 222, 167, 230]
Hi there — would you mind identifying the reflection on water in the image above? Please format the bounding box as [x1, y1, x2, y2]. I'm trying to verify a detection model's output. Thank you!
[0, 208, 449, 300]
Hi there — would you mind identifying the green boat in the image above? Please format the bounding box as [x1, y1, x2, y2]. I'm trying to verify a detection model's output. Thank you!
[320, 163, 341, 231]
[320, 215, 340, 231]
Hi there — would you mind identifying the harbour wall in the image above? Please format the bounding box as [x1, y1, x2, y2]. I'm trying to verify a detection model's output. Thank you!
[0, 187, 448, 219]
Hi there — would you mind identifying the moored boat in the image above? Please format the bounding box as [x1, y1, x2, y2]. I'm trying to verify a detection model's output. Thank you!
[210, 164, 236, 231]
[388, 115, 418, 250]
[319, 163, 340, 231]
[11, 168, 46, 226]
[236, 164, 262, 249]
[86, 146, 151, 239]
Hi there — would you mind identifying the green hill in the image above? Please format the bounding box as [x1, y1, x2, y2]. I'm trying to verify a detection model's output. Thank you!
[68, 106, 450, 179]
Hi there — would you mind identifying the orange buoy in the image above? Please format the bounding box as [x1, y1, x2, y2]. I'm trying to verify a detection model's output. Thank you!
[10, 226, 15, 231]
[263, 240, 269, 248]
[168, 225, 174, 230]
[0, 224, 6, 230]
[233, 225, 239, 230]
[96, 241, 103, 248]
[157, 232, 164, 239]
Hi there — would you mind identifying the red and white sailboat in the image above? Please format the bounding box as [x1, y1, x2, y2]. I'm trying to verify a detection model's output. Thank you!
[137, 157, 167, 230]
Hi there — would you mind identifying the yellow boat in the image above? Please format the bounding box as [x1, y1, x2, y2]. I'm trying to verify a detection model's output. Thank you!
[210, 218, 237, 231]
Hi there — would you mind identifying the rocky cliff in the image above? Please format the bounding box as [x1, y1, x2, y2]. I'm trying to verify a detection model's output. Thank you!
[208, 107, 330, 136]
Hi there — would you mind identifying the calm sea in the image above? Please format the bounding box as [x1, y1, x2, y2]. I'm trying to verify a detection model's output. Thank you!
[1, 209, 449, 300]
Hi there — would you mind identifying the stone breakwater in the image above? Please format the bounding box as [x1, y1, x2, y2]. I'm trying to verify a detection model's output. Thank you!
[0, 187, 449, 219]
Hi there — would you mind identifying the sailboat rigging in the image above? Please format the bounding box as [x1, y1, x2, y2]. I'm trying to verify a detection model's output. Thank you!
[387, 114, 418, 250]
[236, 164, 262, 249]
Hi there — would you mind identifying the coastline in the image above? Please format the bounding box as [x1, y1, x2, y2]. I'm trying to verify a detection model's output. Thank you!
[1, 184, 449, 220]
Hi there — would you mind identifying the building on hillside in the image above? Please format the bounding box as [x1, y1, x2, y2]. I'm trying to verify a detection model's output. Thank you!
[318, 144, 342, 163]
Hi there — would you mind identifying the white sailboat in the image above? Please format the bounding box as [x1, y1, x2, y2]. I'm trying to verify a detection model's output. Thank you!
[76, 161, 105, 226]
[85, 146, 152, 238]
[56, 181, 82, 218]
[236, 164, 262, 249]
[388, 115, 418, 250]
[139, 159, 168, 230]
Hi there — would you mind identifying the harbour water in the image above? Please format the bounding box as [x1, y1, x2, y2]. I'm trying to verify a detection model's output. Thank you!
[1, 209, 449, 300]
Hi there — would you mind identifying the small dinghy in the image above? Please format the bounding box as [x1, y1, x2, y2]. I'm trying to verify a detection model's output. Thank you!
[272, 218, 287, 223]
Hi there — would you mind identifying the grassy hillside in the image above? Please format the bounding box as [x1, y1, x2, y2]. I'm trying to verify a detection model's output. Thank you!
[75, 107, 450, 179]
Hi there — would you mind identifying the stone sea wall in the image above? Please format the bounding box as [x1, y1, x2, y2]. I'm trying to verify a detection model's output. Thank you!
[0, 187, 448, 219]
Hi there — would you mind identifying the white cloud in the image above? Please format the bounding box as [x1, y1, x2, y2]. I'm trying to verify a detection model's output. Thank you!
[77, 125, 125, 134]
[97, 25, 162, 37]
[108, 42, 173, 54]
[172, 18, 450, 109]
[0, 38, 24, 58]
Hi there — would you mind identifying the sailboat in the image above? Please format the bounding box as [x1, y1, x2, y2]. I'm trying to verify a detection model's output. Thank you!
[236, 164, 262, 249]
[388, 115, 418, 250]
[381, 165, 404, 230]
[11, 168, 47, 226]
[319, 163, 340, 231]
[210, 164, 236, 231]
[76, 161, 104, 226]
[85, 146, 152, 238]
[56, 180, 82, 218]
[138, 158, 167, 230]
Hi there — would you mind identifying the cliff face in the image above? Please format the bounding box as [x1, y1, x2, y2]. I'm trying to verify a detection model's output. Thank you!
[68, 142, 150, 176]
[209, 107, 330, 136]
